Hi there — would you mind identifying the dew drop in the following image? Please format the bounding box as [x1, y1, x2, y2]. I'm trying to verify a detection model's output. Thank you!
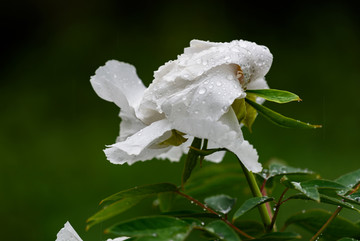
[209, 84, 214, 89]
[198, 88, 207, 95]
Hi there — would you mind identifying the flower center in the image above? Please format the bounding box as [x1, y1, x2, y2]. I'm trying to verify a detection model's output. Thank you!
[236, 65, 246, 89]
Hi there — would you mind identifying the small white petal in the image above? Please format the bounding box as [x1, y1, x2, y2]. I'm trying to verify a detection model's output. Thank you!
[106, 237, 130, 241]
[90, 60, 146, 112]
[204, 140, 226, 163]
[117, 110, 147, 142]
[246, 77, 269, 105]
[56, 222, 82, 241]
[105, 119, 174, 165]
[157, 146, 185, 162]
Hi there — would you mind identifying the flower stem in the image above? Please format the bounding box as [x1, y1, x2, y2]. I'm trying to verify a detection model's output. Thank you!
[238, 160, 272, 230]
[269, 187, 289, 231]
[309, 206, 342, 241]
[176, 190, 255, 239]
[309, 182, 360, 241]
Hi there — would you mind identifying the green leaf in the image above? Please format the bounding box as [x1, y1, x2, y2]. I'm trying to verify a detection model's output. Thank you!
[246, 89, 301, 103]
[232, 98, 247, 122]
[100, 183, 179, 204]
[335, 169, 360, 195]
[262, 163, 316, 180]
[87, 195, 145, 230]
[158, 192, 176, 212]
[284, 209, 360, 239]
[337, 238, 360, 241]
[204, 194, 237, 215]
[233, 220, 265, 237]
[253, 232, 302, 241]
[232, 196, 274, 221]
[242, 95, 258, 131]
[204, 220, 241, 241]
[158, 130, 188, 146]
[286, 194, 360, 213]
[245, 98, 322, 129]
[106, 216, 193, 241]
[184, 163, 244, 197]
[182, 138, 202, 187]
[161, 210, 219, 219]
[282, 178, 347, 202]
[339, 192, 360, 206]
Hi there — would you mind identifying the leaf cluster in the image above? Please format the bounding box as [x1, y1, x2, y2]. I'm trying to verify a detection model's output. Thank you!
[86, 162, 360, 240]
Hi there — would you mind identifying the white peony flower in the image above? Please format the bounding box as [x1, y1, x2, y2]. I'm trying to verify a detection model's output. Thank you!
[90, 39, 273, 172]
[56, 221, 129, 241]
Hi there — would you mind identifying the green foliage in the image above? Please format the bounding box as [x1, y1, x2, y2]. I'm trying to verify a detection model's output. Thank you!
[86, 163, 360, 240]
[253, 232, 302, 241]
[246, 89, 301, 103]
[204, 194, 236, 215]
[184, 163, 244, 197]
[335, 169, 360, 195]
[245, 98, 321, 129]
[242, 95, 258, 131]
[182, 138, 202, 186]
[158, 130, 188, 147]
[100, 183, 179, 204]
[233, 196, 274, 221]
[87, 183, 179, 229]
[281, 177, 347, 202]
[284, 209, 360, 240]
[204, 220, 241, 241]
[106, 216, 194, 241]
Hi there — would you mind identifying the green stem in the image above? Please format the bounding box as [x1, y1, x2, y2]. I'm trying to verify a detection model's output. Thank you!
[238, 160, 272, 230]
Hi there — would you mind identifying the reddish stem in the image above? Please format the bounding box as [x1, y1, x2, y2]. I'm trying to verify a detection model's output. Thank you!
[176, 191, 255, 239]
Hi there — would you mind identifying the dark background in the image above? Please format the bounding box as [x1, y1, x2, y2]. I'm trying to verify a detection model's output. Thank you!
[1, 1, 359, 240]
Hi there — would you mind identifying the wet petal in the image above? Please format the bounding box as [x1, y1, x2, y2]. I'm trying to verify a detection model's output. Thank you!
[160, 64, 245, 122]
[90, 60, 146, 111]
[165, 107, 261, 172]
[139, 39, 272, 123]
[105, 119, 174, 165]
[56, 222, 82, 241]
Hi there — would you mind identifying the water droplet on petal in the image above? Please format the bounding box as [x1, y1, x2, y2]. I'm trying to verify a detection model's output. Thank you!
[216, 81, 222, 86]
[198, 88, 207, 95]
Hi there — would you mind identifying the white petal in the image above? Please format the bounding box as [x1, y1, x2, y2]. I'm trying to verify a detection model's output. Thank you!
[106, 237, 130, 241]
[139, 39, 273, 123]
[246, 77, 269, 105]
[159, 64, 244, 122]
[204, 140, 226, 163]
[156, 146, 185, 162]
[162, 106, 261, 171]
[56, 222, 82, 241]
[105, 119, 174, 165]
[90, 60, 146, 112]
[154, 39, 272, 87]
[117, 110, 147, 142]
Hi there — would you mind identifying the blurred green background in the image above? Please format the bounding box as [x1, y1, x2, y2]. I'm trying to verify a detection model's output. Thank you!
[1, 1, 359, 240]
